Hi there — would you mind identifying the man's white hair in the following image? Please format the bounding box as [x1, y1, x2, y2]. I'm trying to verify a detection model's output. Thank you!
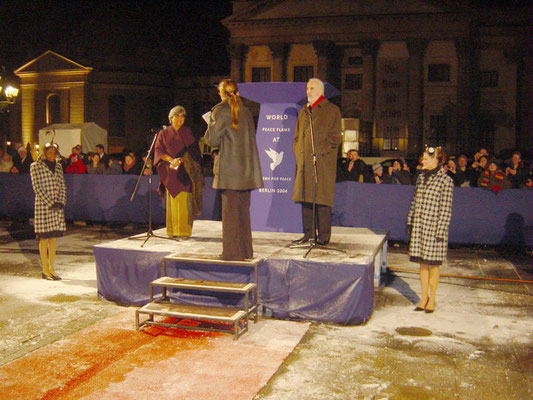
[308, 78, 325, 96]
[168, 105, 186, 122]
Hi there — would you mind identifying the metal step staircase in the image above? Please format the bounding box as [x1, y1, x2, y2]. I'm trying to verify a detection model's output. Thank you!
[136, 256, 261, 339]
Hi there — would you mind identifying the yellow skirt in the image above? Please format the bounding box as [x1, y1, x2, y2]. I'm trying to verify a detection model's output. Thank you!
[166, 191, 193, 238]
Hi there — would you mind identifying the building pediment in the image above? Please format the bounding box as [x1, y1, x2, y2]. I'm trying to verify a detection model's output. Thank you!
[224, 0, 465, 24]
[15, 50, 92, 76]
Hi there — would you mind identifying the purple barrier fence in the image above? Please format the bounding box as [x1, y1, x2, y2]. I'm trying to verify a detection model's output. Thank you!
[332, 182, 532, 247]
[0, 173, 530, 246]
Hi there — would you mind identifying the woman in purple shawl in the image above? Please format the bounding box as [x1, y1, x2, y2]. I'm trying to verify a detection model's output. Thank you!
[154, 105, 202, 238]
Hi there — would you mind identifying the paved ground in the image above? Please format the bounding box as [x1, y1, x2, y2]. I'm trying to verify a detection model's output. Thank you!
[0, 219, 531, 399]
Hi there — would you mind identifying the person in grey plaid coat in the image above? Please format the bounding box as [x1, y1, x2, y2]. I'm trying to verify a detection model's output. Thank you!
[406, 146, 453, 313]
[30, 143, 67, 280]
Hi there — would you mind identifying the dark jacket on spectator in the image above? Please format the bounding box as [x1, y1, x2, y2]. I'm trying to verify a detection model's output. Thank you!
[503, 159, 527, 188]
[14, 154, 34, 174]
[87, 163, 107, 174]
[341, 158, 369, 182]
[391, 170, 411, 185]
[453, 167, 476, 187]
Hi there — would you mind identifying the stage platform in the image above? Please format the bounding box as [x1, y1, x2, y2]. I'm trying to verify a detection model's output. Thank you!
[94, 221, 388, 325]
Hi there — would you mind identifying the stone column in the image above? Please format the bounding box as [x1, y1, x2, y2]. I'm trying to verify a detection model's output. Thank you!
[455, 38, 480, 154]
[313, 40, 342, 84]
[269, 43, 287, 82]
[313, 40, 342, 106]
[20, 85, 35, 146]
[228, 43, 248, 82]
[359, 39, 380, 155]
[70, 84, 85, 123]
[506, 46, 531, 151]
[407, 38, 428, 156]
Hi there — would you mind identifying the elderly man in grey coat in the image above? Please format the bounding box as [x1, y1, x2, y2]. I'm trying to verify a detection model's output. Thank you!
[292, 78, 342, 245]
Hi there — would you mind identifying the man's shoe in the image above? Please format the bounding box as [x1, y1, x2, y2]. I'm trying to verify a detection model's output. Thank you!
[291, 237, 310, 245]
[316, 239, 329, 246]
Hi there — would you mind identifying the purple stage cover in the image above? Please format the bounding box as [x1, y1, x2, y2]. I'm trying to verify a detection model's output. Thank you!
[94, 222, 383, 325]
[161, 258, 373, 325]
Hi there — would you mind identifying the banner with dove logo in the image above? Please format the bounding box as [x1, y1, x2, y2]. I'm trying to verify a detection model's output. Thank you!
[251, 102, 301, 232]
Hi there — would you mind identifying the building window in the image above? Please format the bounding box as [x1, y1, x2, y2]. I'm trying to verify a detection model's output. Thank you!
[46, 94, 60, 125]
[428, 64, 450, 82]
[108, 95, 125, 137]
[345, 74, 363, 90]
[252, 67, 271, 82]
[480, 71, 499, 88]
[383, 139, 399, 151]
[429, 115, 447, 146]
[347, 56, 363, 67]
[293, 66, 314, 82]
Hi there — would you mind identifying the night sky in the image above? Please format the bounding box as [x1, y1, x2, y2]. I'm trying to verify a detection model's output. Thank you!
[0, 0, 529, 76]
[0, 0, 233, 75]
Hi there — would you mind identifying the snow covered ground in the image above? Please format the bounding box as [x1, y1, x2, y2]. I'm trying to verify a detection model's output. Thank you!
[0, 221, 531, 399]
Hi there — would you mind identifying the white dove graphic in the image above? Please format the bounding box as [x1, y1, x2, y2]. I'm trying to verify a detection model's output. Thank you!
[265, 148, 284, 171]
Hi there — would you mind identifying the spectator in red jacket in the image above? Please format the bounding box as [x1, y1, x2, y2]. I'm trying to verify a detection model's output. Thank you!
[65, 146, 87, 174]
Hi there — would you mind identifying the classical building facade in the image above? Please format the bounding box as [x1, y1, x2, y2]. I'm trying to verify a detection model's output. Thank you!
[223, 0, 531, 157]
[14, 51, 174, 153]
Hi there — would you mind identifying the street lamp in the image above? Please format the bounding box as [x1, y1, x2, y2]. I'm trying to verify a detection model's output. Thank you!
[0, 67, 19, 112]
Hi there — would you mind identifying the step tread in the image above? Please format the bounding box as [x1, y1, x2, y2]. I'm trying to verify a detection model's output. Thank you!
[138, 302, 247, 322]
[163, 254, 262, 267]
[151, 277, 256, 292]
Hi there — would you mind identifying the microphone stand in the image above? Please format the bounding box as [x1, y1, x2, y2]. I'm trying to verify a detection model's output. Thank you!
[291, 105, 345, 258]
[128, 129, 179, 247]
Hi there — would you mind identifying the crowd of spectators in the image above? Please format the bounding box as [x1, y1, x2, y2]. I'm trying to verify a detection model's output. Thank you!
[2, 141, 532, 193]
[0, 142, 153, 177]
[337, 148, 532, 192]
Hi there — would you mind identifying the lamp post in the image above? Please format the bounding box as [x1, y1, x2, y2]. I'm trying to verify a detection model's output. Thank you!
[0, 67, 19, 112]
[0, 67, 20, 157]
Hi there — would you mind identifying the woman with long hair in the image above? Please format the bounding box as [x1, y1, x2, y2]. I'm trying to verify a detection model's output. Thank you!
[204, 79, 263, 260]
[406, 147, 454, 313]
[30, 143, 67, 280]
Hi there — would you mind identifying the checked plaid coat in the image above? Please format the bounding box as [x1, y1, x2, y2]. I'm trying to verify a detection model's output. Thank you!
[30, 159, 67, 235]
[407, 167, 454, 265]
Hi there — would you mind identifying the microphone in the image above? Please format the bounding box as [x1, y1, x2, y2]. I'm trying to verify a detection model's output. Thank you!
[150, 125, 167, 134]
[307, 103, 312, 114]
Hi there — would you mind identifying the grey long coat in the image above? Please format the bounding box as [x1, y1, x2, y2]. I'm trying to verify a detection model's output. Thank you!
[292, 99, 342, 207]
[407, 167, 454, 265]
[204, 100, 263, 191]
[30, 159, 67, 235]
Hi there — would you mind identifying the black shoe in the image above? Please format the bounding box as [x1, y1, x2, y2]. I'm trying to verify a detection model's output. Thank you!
[414, 299, 429, 311]
[51, 273, 62, 281]
[316, 239, 329, 246]
[291, 236, 310, 245]
[41, 273, 53, 281]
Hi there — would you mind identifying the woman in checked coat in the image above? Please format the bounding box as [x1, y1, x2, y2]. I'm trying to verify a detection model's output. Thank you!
[30, 143, 67, 280]
[407, 146, 453, 313]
